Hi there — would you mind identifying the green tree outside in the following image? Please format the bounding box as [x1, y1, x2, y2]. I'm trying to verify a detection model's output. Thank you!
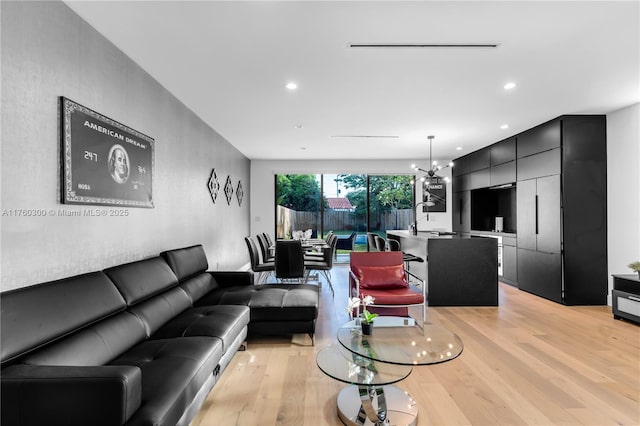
[276, 174, 325, 211]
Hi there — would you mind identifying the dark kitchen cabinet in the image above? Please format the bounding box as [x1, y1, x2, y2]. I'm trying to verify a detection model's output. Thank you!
[468, 168, 490, 190]
[453, 115, 607, 305]
[516, 179, 536, 250]
[516, 174, 562, 300]
[452, 190, 470, 233]
[517, 249, 563, 303]
[516, 116, 607, 305]
[517, 119, 561, 158]
[502, 244, 517, 285]
[490, 137, 516, 166]
[517, 175, 561, 254]
[516, 148, 561, 181]
[490, 160, 516, 186]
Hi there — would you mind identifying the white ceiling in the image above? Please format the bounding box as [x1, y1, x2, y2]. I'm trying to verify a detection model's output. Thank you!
[64, 1, 639, 162]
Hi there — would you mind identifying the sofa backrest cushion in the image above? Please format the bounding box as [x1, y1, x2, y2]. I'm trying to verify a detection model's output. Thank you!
[352, 264, 409, 290]
[161, 244, 209, 281]
[129, 287, 192, 337]
[179, 273, 219, 304]
[105, 257, 178, 306]
[21, 312, 146, 366]
[1, 272, 126, 364]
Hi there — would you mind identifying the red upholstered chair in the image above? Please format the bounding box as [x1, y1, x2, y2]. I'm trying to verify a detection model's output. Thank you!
[349, 252, 426, 324]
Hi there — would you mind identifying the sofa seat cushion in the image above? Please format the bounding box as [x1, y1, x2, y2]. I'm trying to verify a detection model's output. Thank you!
[197, 284, 318, 322]
[109, 337, 221, 426]
[151, 305, 250, 353]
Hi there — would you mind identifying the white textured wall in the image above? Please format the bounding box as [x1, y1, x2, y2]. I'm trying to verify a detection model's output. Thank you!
[607, 103, 640, 303]
[1, 1, 250, 291]
[250, 159, 453, 238]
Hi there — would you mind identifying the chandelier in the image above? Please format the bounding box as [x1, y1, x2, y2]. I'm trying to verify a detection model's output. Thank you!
[410, 135, 453, 187]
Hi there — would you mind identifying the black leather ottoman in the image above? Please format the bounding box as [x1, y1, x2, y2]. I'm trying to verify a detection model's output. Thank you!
[196, 284, 319, 340]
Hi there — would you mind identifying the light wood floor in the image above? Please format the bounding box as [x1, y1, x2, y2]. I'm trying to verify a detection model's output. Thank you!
[191, 265, 640, 425]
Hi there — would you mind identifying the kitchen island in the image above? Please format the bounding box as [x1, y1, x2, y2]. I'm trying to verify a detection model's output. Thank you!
[387, 230, 498, 306]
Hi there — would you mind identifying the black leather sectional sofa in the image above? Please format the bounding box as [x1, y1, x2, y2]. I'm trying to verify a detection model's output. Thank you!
[1, 244, 319, 426]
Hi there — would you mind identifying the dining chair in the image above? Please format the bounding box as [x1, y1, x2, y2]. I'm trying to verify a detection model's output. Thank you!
[304, 233, 338, 293]
[263, 232, 274, 247]
[367, 233, 379, 252]
[256, 233, 274, 262]
[244, 236, 275, 284]
[275, 239, 306, 284]
[374, 235, 387, 252]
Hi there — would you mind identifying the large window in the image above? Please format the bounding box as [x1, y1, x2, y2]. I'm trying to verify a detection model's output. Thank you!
[275, 174, 322, 239]
[275, 173, 415, 259]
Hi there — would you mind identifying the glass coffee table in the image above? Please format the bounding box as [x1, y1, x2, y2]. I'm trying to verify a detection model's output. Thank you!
[316, 316, 463, 425]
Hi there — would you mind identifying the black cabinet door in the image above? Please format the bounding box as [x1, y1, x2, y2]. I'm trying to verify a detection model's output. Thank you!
[517, 249, 562, 303]
[516, 179, 537, 250]
[465, 149, 491, 173]
[452, 157, 466, 177]
[517, 120, 561, 158]
[536, 175, 561, 254]
[453, 190, 471, 233]
[502, 244, 517, 284]
[490, 137, 516, 166]
[490, 161, 516, 186]
[468, 168, 490, 190]
[517, 148, 561, 181]
[452, 193, 461, 233]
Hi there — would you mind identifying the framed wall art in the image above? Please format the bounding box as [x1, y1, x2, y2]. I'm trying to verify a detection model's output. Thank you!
[422, 177, 446, 212]
[208, 168, 220, 204]
[236, 180, 243, 206]
[60, 97, 155, 208]
[224, 175, 234, 205]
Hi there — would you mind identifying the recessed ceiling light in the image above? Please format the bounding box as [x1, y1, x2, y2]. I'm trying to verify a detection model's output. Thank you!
[286, 82, 298, 90]
[294, 124, 303, 129]
[504, 82, 516, 90]
[456, 147, 463, 151]
[300, 147, 307, 150]
[500, 124, 510, 129]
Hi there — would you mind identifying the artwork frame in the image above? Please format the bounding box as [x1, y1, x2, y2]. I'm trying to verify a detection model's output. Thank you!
[224, 175, 234, 205]
[422, 177, 446, 212]
[236, 180, 244, 206]
[60, 97, 154, 208]
[208, 168, 220, 204]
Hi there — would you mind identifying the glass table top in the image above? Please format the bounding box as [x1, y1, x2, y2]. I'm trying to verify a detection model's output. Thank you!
[316, 344, 412, 386]
[337, 316, 464, 366]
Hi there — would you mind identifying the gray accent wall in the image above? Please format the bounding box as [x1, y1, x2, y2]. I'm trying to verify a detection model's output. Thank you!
[1, 1, 250, 291]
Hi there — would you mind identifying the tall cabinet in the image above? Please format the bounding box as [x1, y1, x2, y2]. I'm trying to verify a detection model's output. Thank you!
[453, 115, 608, 305]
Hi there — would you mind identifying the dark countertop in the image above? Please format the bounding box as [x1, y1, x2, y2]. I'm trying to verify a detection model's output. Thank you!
[387, 230, 463, 240]
[470, 230, 517, 238]
[388, 230, 508, 240]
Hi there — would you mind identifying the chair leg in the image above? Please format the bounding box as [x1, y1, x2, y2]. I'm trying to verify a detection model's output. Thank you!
[322, 270, 334, 294]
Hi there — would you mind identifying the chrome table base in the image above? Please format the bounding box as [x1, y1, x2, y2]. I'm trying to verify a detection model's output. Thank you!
[336, 385, 418, 426]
